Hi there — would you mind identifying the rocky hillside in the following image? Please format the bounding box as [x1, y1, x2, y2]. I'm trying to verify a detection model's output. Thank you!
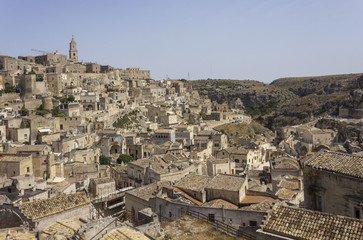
[186, 79, 297, 114]
[187, 73, 363, 131]
[270, 73, 362, 97]
[264, 74, 362, 129]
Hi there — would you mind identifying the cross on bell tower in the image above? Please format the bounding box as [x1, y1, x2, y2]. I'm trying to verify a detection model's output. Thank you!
[69, 35, 78, 62]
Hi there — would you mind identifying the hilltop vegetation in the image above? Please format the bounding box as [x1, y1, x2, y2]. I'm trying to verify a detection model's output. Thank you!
[113, 110, 141, 130]
[215, 121, 273, 143]
[186, 79, 297, 110]
[271, 73, 361, 97]
[187, 73, 363, 131]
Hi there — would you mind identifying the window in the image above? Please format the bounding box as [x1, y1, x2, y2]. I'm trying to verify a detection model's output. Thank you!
[249, 221, 257, 227]
[26, 167, 30, 173]
[315, 194, 323, 211]
[60, 124, 63, 130]
[208, 214, 215, 222]
[353, 207, 361, 219]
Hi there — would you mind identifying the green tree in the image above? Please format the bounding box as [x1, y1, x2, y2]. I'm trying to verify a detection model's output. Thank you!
[21, 108, 29, 116]
[99, 154, 111, 165]
[67, 95, 75, 102]
[117, 154, 133, 164]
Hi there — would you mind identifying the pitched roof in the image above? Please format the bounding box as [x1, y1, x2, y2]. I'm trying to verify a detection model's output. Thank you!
[205, 174, 245, 192]
[240, 199, 273, 211]
[18, 192, 89, 220]
[127, 181, 170, 200]
[92, 177, 114, 185]
[278, 179, 300, 190]
[175, 174, 211, 192]
[240, 195, 274, 205]
[262, 205, 363, 240]
[275, 189, 299, 200]
[0, 230, 37, 240]
[273, 157, 300, 170]
[202, 199, 238, 209]
[100, 227, 149, 240]
[305, 151, 363, 179]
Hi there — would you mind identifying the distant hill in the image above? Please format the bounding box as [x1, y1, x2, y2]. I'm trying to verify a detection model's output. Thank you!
[186, 73, 363, 131]
[270, 73, 362, 97]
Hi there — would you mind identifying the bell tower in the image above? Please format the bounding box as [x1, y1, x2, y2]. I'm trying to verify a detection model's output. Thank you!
[69, 36, 78, 62]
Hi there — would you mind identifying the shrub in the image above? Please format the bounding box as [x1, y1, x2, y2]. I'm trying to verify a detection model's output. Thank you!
[117, 154, 133, 164]
[67, 95, 75, 102]
[99, 155, 111, 165]
[21, 108, 29, 116]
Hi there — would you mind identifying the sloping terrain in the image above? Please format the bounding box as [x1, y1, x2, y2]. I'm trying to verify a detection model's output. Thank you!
[271, 73, 361, 97]
[187, 73, 363, 131]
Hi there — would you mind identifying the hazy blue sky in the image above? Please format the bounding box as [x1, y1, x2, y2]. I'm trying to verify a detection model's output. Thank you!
[1, 0, 362, 82]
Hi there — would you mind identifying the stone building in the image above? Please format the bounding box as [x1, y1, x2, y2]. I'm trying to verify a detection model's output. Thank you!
[152, 129, 175, 144]
[126, 156, 202, 188]
[35, 52, 67, 66]
[0, 55, 31, 75]
[85, 63, 101, 73]
[4, 192, 91, 231]
[205, 174, 247, 206]
[270, 157, 302, 194]
[6, 145, 52, 178]
[303, 151, 363, 219]
[175, 173, 211, 203]
[281, 125, 336, 156]
[0, 154, 33, 177]
[206, 157, 236, 176]
[89, 177, 116, 198]
[216, 146, 260, 170]
[120, 68, 150, 80]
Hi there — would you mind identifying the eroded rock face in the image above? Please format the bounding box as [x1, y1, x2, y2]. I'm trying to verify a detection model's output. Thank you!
[315, 119, 362, 145]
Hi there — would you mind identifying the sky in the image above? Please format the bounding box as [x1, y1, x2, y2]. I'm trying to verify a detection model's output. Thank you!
[1, 0, 362, 82]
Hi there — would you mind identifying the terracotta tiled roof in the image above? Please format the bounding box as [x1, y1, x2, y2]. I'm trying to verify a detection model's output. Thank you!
[42, 220, 80, 238]
[92, 177, 114, 185]
[205, 174, 245, 192]
[18, 192, 90, 220]
[240, 199, 273, 211]
[175, 174, 211, 192]
[240, 195, 274, 204]
[100, 227, 149, 240]
[0, 229, 37, 240]
[278, 179, 299, 190]
[262, 205, 363, 240]
[306, 151, 363, 179]
[275, 189, 298, 200]
[202, 199, 238, 209]
[273, 157, 300, 170]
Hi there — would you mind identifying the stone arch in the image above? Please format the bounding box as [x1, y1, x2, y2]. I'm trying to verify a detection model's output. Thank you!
[0, 205, 34, 230]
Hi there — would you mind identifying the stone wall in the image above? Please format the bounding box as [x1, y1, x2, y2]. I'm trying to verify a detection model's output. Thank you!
[35, 204, 90, 231]
[304, 167, 363, 218]
[154, 197, 266, 228]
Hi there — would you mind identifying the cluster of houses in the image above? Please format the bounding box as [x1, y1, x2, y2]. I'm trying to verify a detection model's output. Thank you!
[0, 38, 361, 239]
